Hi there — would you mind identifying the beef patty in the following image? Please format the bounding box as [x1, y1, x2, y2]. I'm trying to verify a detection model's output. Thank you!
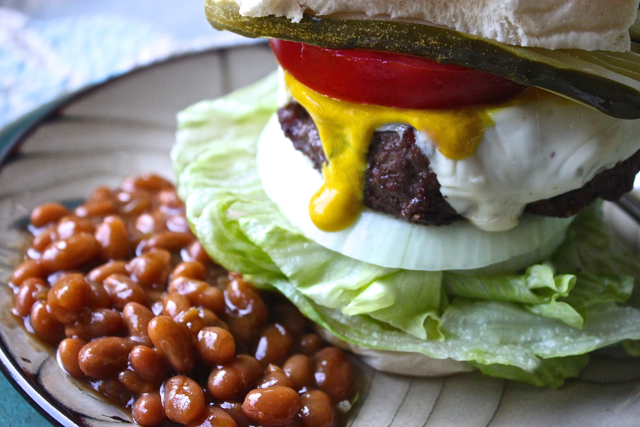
[278, 101, 640, 226]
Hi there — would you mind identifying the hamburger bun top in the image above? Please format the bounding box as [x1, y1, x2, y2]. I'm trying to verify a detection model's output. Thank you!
[222, 0, 639, 51]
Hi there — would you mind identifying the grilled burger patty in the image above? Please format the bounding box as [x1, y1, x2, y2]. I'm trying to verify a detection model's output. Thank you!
[278, 101, 640, 225]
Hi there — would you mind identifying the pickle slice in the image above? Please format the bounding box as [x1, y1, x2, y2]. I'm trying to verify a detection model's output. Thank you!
[206, 0, 640, 119]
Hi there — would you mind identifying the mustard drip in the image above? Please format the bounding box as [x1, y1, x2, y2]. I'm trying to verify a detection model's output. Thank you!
[284, 72, 494, 232]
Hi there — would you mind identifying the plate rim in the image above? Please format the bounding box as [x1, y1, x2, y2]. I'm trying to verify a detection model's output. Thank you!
[3, 39, 640, 427]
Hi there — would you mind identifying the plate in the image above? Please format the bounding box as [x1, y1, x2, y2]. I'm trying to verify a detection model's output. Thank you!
[2, 45, 640, 427]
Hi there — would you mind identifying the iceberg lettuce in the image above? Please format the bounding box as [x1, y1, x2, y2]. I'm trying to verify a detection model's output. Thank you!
[172, 74, 640, 387]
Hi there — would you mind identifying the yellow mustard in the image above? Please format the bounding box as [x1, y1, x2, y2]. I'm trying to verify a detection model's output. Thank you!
[284, 72, 494, 232]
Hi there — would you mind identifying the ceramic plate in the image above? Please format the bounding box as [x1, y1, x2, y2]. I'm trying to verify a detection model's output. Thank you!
[2, 44, 640, 427]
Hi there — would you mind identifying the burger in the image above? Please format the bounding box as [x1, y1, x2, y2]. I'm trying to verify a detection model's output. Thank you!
[172, 0, 640, 387]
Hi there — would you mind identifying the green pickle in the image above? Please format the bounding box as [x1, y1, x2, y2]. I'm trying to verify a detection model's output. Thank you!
[206, 0, 640, 119]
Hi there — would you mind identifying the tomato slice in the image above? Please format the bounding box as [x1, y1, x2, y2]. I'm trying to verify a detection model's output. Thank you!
[269, 39, 526, 110]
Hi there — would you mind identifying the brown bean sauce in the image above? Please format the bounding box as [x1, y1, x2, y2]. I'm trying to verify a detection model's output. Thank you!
[9, 173, 356, 427]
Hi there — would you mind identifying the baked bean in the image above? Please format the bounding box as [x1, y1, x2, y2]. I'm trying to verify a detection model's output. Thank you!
[187, 406, 238, 427]
[225, 276, 268, 321]
[87, 280, 112, 309]
[118, 369, 155, 394]
[95, 216, 130, 261]
[10, 259, 46, 287]
[130, 346, 168, 384]
[148, 315, 195, 374]
[30, 301, 64, 343]
[169, 277, 224, 314]
[313, 347, 353, 401]
[135, 210, 168, 234]
[197, 326, 235, 366]
[223, 277, 268, 345]
[64, 308, 124, 340]
[181, 240, 212, 264]
[299, 390, 336, 427]
[207, 355, 262, 401]
[156, 189, 182, 211]
[55, 216, 95, 240]
[88, 186, 115, 202]
[126, 249, 171, 289]
[57, 338, 87, 378]
[162, 293, 191, 319]
[47, 273, 92, 323]
[198, 307, 224, 328]
[64, 308, 125, 340]
[163, 375, 205, 425]
[30, 202, 70, 228]
[121, 173, 172, 193]
[31, 226, 55, 253]
[258, 364, 294, 389]
[243, 386, 301, 426]
[298, 334, 324, 356]
[167, 214, 191, 233]
[195, 287, 225, 314]
[40, 233, 101, 273]
[94, 378, 131, 404]
[75, 199, 117, 218]
[168, 276, 207, 301]
[137, 231, 194, 254]
[103, 274, 149, 310]
[120, 191, 153, 216]
[273, 302, 307, 337]
[283, 355, 314, 391]
[78, 337, 134, 379]
[219, 401, 252, 427]
[133, 392, 165, 426]
[127, 199, 153, 216]
[171, 261, 206, 281]
[13, 278, 49, 317]
[175, 306, 218, 335]
[254, 324, 294, 367]
[46, 270, 83, 286]
[87, 260, 128, 284]
[116, 189, 140, 204]
[224, 315, 262, 348]
[46, 272, 75, 288]
[123, 302, 154, 346]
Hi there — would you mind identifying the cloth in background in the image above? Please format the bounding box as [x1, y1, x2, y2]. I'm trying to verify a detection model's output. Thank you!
[0, 6, 243, 131]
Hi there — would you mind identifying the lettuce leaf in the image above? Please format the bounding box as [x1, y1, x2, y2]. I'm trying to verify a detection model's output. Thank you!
[471, 355, 589, 388]
[444, 265, 585, 328]
[173, 74, 640, 387]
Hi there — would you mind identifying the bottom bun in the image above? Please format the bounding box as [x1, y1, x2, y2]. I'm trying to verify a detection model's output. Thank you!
[317, 328, 475, 377]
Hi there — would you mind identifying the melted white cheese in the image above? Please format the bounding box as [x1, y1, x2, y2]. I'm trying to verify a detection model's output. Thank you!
[418, 91, 640, 231]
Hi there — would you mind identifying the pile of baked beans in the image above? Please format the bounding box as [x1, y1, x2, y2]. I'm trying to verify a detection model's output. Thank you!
[8, 173, 355, 426]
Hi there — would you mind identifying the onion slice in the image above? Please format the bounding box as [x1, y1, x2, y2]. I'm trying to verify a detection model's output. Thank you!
[257, 114, 573, 272]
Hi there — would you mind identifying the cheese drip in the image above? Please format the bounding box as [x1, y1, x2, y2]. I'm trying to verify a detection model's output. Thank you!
[284, 72, 493, 232]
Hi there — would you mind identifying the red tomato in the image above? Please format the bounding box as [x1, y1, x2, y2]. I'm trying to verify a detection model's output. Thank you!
[270, 39, 525, 110]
